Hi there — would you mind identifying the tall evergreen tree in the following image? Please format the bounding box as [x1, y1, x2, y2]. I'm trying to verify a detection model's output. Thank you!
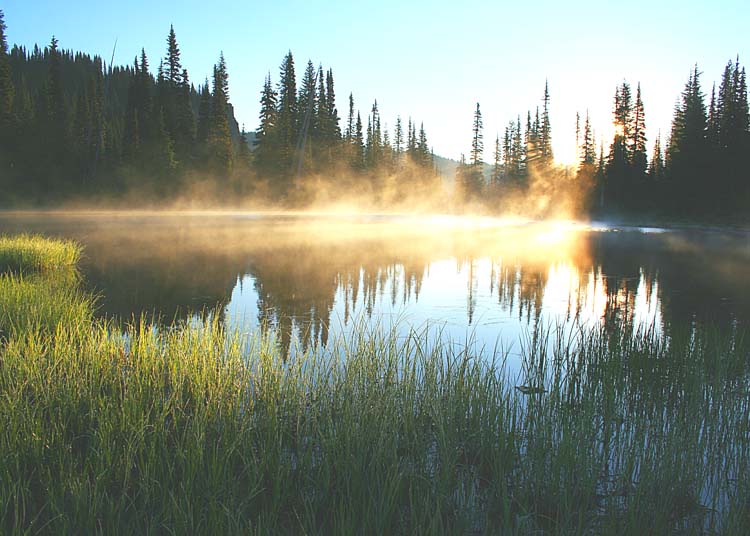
[394, 115, 403, 157]
[470, 102, 483, 166]
[0, 10, 13, 128]
[345, 92, 354, 142]
[666, 66, 708, 212]
[325, 69, 340, 141]
[196, 79, 211, 146]
[539, 80, 553, 163]
[165, 25, 181, 86]
[276, 51, 297, 174]
[648, 132, 665, 181]
[632, 83, 647, 180]
[208, 53, 233, 177]
[580, 111, 596, 170]
[491, 134, 502, 185]
[352, 111, 364, 170]
[256, 72, 278, 174]
[605, 81, 634, 210]
[462, 102, 484, 197]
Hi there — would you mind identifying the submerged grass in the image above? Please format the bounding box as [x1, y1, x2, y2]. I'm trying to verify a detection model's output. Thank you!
[0, 235, 749, 534]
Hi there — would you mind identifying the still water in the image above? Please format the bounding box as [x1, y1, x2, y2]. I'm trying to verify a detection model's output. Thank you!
[1, 212, 748, 356]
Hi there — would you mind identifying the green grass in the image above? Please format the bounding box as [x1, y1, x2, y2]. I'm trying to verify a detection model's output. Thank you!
[0, 235, 748, 534]
[0, 233, 81, 273]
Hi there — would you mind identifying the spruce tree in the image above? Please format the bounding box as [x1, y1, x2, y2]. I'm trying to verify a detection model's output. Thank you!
[256, 72, 278, 174]
[470, 102, 483, 166]
[394, 116, 403, 156]
[276, 51, 297, 173]
[632, 83, 647, 180]
[345, 92, 354, 142]
[465, 103, 484, 197]
[666, 66, 708, 213]
[605, 81, 634, 210]
[352, 111, 364, 170]
[492, 134, 502, 185]
[165, 25, 181, 86]
[325, 69, 339, 141]
[648, 132, 665, 181]
[297, 60, 317, 140]
[196, 79, 211, 146]
[539, 80, 553, 163]
[417, 123, 430, 168]
[316, 65, 326, 142]
[208, 53, 233, 177]
[0, 10, 13, 128]
[580, 111, 596, 169]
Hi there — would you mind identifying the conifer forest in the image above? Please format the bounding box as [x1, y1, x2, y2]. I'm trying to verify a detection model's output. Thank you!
[1, 11, 747, 219]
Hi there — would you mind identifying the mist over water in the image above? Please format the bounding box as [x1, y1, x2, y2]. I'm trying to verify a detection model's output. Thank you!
[1, 211, 748, 362]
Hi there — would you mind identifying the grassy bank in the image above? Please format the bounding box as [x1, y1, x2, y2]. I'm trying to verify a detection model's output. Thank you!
[0, 235, 748, 534]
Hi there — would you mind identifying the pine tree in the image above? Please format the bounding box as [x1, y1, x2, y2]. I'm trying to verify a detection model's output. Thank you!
[297, 60, 317, 147]
[605, 81, 634, 209]
[0, 10, 13, 128]
[208, 53, 233, 177]
[666, 65, 708, 212]
[159, 26, 193, 166]
[256, 72, 278, 174]
[276, 51, 297, 173]
[174, 68, 195, 163]
[575, 112, 581, 164]
[632, 83, 647, 179]
[491, 134, 502, 185]
[539, 80, 553, 163]
[580, 111, 596, 169]
[714, 57, 749, 208]
[315, 65, 326, 141]
[325, 69, 339, 141]
[165, 25, 181, 86]
[43, 36, 66, 133]
[470, 102, 483, 166]
[417, 122, 431, 168]
[707, 83, 719, 151]
[123, 56, 143, 159]
[345, 92, 354, 142]
[365, 100, 382, 169]
[196, 79, 211, 146]
[648, 132, 665, 181]
[502, 124, 512, 180]
[462, 103, 484, 198]
[352, 111, 364, 170]
[394, 115, 403, 158]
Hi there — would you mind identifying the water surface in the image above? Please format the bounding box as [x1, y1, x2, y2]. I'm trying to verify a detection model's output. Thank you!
[1, 212, 748, 358]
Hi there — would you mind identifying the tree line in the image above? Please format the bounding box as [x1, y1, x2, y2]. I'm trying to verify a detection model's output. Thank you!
[0, 11, 438, 207]
[458, 64, 749, 220]
[0, 9, 747, 218]
[254, 51, 437, 204]
[0, 12, 254, 203]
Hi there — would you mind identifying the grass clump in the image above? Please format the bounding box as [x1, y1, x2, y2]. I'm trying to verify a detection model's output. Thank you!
[0, 233, 81, 273]
[0, 235, 749, 534]
[0, 235, 91, 340]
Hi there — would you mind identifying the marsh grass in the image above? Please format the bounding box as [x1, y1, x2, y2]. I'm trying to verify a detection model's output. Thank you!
[1, 235, 749, 534]
[0, 234, 81, 273]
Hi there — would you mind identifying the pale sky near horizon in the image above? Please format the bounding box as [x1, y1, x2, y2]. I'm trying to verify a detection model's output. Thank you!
[3, 0, 749, 164]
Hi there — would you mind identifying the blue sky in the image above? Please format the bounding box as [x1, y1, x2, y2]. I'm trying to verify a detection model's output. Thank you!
[4, 0, 749, 163]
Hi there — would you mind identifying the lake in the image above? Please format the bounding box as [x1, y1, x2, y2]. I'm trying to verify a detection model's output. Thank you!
[1, 212, 748, 359]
